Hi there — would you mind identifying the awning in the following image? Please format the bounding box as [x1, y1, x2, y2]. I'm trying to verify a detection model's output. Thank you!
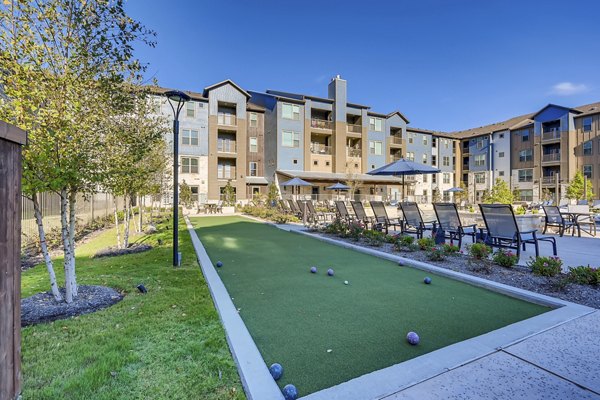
[277, 170, 405, 184]
[245, 176, 269, 185]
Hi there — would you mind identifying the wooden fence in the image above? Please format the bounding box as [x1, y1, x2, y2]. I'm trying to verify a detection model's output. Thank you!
[0, 121, 26, 400]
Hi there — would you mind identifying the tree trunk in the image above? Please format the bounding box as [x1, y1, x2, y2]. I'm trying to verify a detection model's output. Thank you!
[123, 196, 131, 248]
[68, 190, 78, 298]
[113, 196, 121, 249]
[138, 195, 144, 233]
[32, 193, 63, 302]
[149, 197, 154, 225]
[59, 188, 74, 303]
[131, 195, 139, 234]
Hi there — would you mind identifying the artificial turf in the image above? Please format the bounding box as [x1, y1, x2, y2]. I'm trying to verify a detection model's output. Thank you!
[192, 216, 550, 397]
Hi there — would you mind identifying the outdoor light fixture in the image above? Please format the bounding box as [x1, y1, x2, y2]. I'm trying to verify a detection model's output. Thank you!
[165, 90, 191, 267]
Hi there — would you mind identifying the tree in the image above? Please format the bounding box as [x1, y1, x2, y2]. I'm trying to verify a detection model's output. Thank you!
[267, 182, 279, 207]
[432, 187, 442, 203]
[566, 171, 594, 202]
[345, 172, 363, 200]
[483, 178, 514, 204]
[222, 180, 236, 206]
[0, 0, 155, 303]
[453, 181, 468, 203]
[179, 181, 194, 208]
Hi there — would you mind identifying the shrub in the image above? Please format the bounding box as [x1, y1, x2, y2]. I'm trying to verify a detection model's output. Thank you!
[442, 243, 460, 254]
[528, 256, 562, 277]
[468, 205, 475, 213]
[467, 243, 491, 260]
[515, 205, 527, 215]
[348, 221, 364, 241]
[417, 237, 435, 250]
[492, 249, 519, 268]
[394, 235, 418, 252]
[567, 265, 600, 285]
[384, 234, 398, 244]
[363, 230, 385, 247]
[426, 245, 446, 261]
[324, 219, 346, 235]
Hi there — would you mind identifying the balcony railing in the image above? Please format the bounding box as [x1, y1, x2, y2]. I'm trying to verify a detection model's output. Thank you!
[542, 129, 561, 141]
[310, 143, 332, 155]
[391, 154, 402, 161]
[542, 152, 560, 162]
[217, 141, 236, 153]
[218, 113, 237, 126]
[542, 176, 558, 184]
[347, 123, 362, 133]
[217, 167, 236, 180]
[390, 135, 402, 145]
[311, 118, 333, 130]
[347, 148, 362, 158]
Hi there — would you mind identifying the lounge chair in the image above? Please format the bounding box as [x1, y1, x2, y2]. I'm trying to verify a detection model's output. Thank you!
[398, 202, 436, 238]
[350, 201, 375, 229]
[479, 204, 556, 258]
[305, 200, 333, 222]
[370, 201, 402, 234]
[542, 205, 576, 237]
[287, 199, 302, 218]
[566, 204, 596, 237]
[432, 203, 476, 247]
[335, 201, 353, 223]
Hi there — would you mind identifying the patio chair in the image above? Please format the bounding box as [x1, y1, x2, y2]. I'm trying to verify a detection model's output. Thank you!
[432, 203, 477, 247]
[335, 201, 353, 223]
[370, 201, 402, 234]
[305, 200, 332, 222]
[350, 201, 375, 229]
[287, 199, 302, 218]
[296, 200, 310, 221]
[566, 205, 596, 237]
[542, 206, 576, 237]
[398, 202, 436, 238]
[479, 204, 557, 258]
[216, 201, 223, 214]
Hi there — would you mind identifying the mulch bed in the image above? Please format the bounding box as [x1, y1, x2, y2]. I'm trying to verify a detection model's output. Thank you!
[93, 243, 153, 258]
[318, 233, 600, 309]
[21, 285, 123, 326]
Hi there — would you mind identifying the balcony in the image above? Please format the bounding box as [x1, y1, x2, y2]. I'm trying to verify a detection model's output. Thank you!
[347, 123, 362, 134]
[542, 152, 561, 163]
[217, 166, 236, 180]
[310, 143, 332, 155]
[217, 140, 236, 153]
[542, 129, 561, 142]
[542, 176, 558, 185]
[391, 154, 402, 162]
[311, 118, 333, 130]
[347, 147, 362, 158]
[217, 113, 237, 126]
[390, 135, 402, 146]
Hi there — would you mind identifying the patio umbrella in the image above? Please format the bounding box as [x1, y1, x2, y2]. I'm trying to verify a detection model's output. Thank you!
[281, 177, 312, 199]
[445, 187, 464, 193]
[326, 182, 350, 200]
[367, 159, 440, 202]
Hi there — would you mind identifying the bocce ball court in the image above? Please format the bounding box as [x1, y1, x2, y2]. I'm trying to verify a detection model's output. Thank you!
[192, 216, 549, 397]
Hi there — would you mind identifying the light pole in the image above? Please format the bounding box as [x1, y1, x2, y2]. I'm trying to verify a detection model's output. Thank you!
[165, 90, 191, 267]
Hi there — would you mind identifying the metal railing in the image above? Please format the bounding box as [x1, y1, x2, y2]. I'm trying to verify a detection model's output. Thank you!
[310, 143, 332, 155]
[217, 141, 236, 153]
[391, 154, 402, 161]
[346, 148, 362, 157]
[542, 176, 558, 184]
[218, 113, 237, 126]
[311, 118, 333, 130]
[217, 167, 236, 180]
[390, 135, 402, 145]
[542, 129, 561, 141]
[542, 152, 560, 162]
[347, 123, 362, 133]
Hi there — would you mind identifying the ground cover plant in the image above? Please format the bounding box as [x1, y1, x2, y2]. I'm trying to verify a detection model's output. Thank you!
[193, 216, 549, 397]
[21, 219, 243, 400]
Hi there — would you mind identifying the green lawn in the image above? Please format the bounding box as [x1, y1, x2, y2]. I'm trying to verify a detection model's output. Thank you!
[21, 217, 245, 400]
[192, 216, 550, 397]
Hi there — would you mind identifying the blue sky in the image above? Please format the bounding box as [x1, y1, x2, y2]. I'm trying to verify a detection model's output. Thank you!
[126, 0, 600, 132]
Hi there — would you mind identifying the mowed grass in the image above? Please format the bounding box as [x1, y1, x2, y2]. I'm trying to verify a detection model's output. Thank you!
[21, 217, 245, 400]
[192, 216, 550, 397]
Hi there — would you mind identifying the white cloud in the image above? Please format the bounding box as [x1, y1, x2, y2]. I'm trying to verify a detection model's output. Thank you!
[551, 82, 589, 96]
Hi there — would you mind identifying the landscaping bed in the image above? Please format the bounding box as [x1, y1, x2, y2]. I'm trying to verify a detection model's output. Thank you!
[93, 243, 153, 258]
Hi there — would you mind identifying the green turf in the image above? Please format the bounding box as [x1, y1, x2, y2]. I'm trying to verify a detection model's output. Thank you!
[21, 217, 245, 400]
[192, 216, 550, 397]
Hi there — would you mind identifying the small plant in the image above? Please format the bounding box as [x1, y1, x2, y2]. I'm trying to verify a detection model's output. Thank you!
[567, 265, 600, 285]
[417, 237, 435, 250]
[531, 208, 539, 215]
[426, 245, 446, 261]
[528, 256, 562, 277]
[384, 234, 398, 244]
[467, 242, 491, 260]
[348, 221, 364, 241]
[442, 243, 460, 254]
[468, 205, 475, 213]
[363, 230, 385, 247]
[394, 235, 418, 252]
[492, 249, 519, 268]
[515, 205, 527, 215]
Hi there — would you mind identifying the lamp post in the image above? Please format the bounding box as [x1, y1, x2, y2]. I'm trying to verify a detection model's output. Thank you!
[165, 90, 191, 267]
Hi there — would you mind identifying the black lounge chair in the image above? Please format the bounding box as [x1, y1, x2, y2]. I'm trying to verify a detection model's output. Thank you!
[305, 200, 333, 222]
[335, 201, 353, 223]
[398, 202, 436, 238]
[350, 201, 375, 229]
[542, 205, 576, 237]
[479, 204, 557, 258]
[370, 201, 402, 234]
[287, 199, 302, 218]
[432, 203, 476, 247]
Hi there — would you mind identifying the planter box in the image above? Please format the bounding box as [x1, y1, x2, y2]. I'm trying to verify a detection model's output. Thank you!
[222, 206, 235, 215]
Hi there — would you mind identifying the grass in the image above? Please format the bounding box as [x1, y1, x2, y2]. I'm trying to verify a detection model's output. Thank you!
[192, 216, 550, 397]
[21, 215, 245, 400]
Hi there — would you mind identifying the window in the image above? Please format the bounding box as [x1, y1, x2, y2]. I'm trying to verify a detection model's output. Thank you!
[282, 103, 300, 120]
[584, 165, 593, 179]
[519, 149, 533, 162]
[499, 171, 505, 176]
[423, 174, 428, 183]
[249, 137, 258, 153]
[369, 117, 383, 132]
[432, 174, 437, 183]
[292, 159, 298, 164]
[432, 155, 437, 166]
[326, 161, 330, 166]
[408, 132, 414, 144]
[369, 141, 383, 155]
[190, 186, 199, 202]
[181, 157, 198, 174]
[406, 152, 415, 161]
[182, 129, 199, 146]
[443, 173, 451, 184]
[249, 112, 258, 127]
[354, 163, 358, 168]
[186, 102, 195, 118]
[443, 156, 450, 166]
[282, 130, 300, 147]
[444, 139, 449, 149]
[432, 137, 437, 147]
[313, 160, 318, 166]
[518, 169, 533, 182]
[499, 133, 504, 139]
[475, 137, 485, 149]
[474, 154, 486, 167]
[422, 154, 428, 164]
[522, 130, 530, 142]
[519, 190, 533, 202]
[423, 135, 428, 146]
[499, 152, 505, 158]
[583, 117, 592, 132]
[249, 162, 257, 176]
[584, 140, 593, 156]
[475, 173, 485, 184]
[217, 162, 234, 179]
